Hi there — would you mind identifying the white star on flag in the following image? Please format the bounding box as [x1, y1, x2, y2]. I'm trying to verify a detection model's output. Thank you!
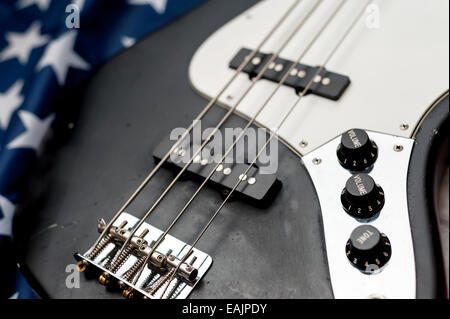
[16, 0, 52, 11]
[9, 292, 20, 299]
[0, 22, 49, 65]
[128, 0, 168, 14]
[72, 0, 85, 11]
[121, 36, 136, 48]
[0, 80, 24, 130]
[0, 195, 15, 237]
[36, 31, 90, 86]
[6, 111, 55, 151]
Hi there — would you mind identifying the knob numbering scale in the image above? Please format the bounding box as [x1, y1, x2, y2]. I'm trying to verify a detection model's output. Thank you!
[341, 173, 385, 221]
[346, 225, 392, 274]
[337, 129, 378, 171]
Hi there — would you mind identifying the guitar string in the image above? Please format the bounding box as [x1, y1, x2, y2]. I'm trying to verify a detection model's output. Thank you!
[87, 0, 303, 251]
[111, 0, 323, 262]
[157, 0, 370, 299]
[130, 0, 344, 288]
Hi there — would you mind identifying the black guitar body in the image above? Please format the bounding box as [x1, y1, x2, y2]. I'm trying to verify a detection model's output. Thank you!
[13, 0, 447, 299]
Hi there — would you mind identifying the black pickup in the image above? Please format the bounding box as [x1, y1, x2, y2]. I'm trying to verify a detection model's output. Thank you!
[229, 48, 350, 101]
[153, 137, 281, 208]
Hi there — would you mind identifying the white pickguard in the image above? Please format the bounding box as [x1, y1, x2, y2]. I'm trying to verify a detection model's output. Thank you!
[189, 0, 449, 156]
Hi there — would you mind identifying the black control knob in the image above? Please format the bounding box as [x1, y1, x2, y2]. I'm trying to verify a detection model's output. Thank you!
[346, 225, 392, 274]
[341, 173, 384, 220]
[337, 129, 378, 171]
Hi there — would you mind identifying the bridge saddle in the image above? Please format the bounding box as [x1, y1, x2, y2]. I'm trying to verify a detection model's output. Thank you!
[74, 212, 212, 299]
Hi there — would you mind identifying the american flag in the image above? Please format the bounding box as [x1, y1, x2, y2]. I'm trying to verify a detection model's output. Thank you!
[0, 0, 204, 299]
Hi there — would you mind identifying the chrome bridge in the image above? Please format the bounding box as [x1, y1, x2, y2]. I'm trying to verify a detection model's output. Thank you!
[74, 212, 213, 299]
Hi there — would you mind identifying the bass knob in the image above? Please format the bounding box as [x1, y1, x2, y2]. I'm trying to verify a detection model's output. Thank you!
[346, 225, 392, 274]
[337, 129, 378, 171]
[341, 173, 385, 221]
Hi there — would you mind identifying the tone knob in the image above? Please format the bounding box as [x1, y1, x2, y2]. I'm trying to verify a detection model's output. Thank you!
[341, 173, 384, 220]
[346, 225, 392, 274]
[337, 129, 378, 171]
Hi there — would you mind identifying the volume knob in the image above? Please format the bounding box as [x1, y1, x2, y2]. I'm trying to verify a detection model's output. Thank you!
[337, 129, 378, 171]
[341, 173, 385, 221]
[346, 225, 392, 274]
